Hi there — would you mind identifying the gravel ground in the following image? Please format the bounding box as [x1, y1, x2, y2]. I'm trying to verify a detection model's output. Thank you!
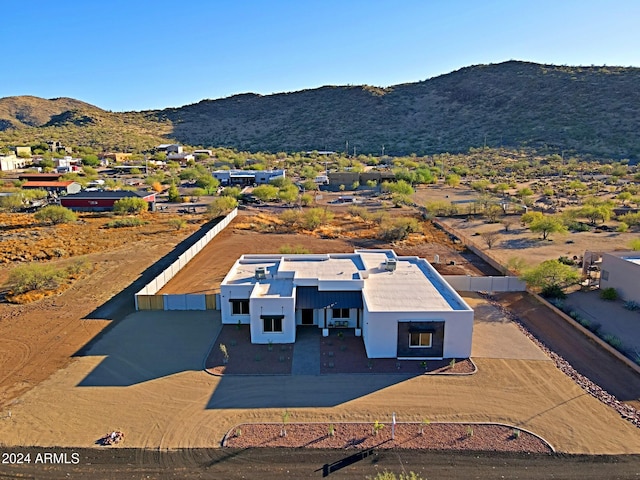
[223, 422, 553, 453]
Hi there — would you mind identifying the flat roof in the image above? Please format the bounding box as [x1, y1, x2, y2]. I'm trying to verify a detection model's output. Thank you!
[223, 250, 469, 312]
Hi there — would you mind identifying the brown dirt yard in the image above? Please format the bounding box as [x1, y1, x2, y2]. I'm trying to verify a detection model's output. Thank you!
[158, 211, 487, 295]
[1, 207, 640, 475]
[1, 295, 639, 455]
[0, 211, 207, 409]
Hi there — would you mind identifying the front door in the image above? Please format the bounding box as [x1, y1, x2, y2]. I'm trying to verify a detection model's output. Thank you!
[301, 309, 314, 325]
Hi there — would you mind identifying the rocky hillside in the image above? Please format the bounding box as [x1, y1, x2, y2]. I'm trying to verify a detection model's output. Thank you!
[1, 61, 639, 159]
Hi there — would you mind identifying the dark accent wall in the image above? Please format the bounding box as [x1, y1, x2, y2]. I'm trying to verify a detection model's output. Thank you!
[397, 321, 445, 358]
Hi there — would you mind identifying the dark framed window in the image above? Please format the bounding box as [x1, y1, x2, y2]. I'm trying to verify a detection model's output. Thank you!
[409, 332, 432, 348]
[332, 308, 349, 319]
[263, 316, 283, 333]
[231, 299, 249, 315]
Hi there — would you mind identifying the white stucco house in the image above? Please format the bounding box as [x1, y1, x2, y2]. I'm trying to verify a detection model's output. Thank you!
[220, 250, 474, 359]
[599, 252, 640, 304]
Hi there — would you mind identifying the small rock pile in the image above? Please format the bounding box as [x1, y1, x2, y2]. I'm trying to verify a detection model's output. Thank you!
[481, 293, 640, 428]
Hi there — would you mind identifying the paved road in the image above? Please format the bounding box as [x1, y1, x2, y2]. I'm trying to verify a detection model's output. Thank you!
[496, 292, 640, 409]
[2, 447, 640, 479]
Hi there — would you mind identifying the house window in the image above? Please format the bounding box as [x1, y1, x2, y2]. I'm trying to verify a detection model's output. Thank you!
[601, 270, 609, 281]
[231, 299, 249, 315]
[332, 308, 349, 319]
[263, 316, 283, 333]
[409, 332, 432, 348]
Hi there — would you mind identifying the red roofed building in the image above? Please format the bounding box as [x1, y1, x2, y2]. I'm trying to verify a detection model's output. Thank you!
[60, 190, 156, 212]
[22, 181, 81, 195]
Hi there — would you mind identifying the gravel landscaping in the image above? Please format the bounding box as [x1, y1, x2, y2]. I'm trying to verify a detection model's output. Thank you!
[223, 422, 553, 453]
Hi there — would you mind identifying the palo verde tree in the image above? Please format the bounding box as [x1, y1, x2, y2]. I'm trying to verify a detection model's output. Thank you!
[207, 196, 237, 218]
[523, 213, 567, 240]
[520, 259, 581, 298]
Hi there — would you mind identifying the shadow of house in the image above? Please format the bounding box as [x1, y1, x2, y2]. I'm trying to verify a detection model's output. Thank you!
[76, 311, 219, 387]
[206, 374, 414, 409]
[75, 216, 226, 359]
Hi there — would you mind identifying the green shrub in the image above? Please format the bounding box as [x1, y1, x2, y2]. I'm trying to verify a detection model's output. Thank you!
[600, 287, 618, 301]
[34, 205, 77, 224]
[624, 301, 640, 311]
[541, 284, 567, 299]
[168, 218, 187, 230]
[207, 196, 237, 218]
[279, 244, 311, 254]
[8, 263, 63, 294]
[603, 334, 623, 349]
[113, 197, 148, 214]
[105, 218, 147, 228]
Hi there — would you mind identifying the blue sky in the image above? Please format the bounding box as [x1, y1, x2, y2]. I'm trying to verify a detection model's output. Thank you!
[2, 0, 639, 112]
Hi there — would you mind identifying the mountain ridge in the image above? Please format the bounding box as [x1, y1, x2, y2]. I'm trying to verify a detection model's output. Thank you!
[1, 61, 639, 158]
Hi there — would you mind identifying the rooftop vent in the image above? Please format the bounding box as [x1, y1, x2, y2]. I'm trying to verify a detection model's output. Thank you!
[384, 258, 397, 272]
[255, 266, 267, 280]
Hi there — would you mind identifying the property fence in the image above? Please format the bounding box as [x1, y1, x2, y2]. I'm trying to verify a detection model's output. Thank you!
[442, 275, 526, 292]
[430, 218, 513, 275]
[134, 209, 237, 311]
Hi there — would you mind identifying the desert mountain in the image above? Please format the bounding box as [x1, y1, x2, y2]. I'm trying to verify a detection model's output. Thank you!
[1, 61, 639, 158]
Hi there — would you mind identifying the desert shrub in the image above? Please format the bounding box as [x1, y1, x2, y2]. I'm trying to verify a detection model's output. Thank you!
[300, 193, 313, 206]
[113, 197, 148, 214]
[600, 287, 618, 301]
[578, 317, 592, 329]
[302, 208, 333, 230]
[588, 322, 602, 334]
[207, 196, 238, 218]
[623, 301, 640, 311]
[279, 244, 311, 254]
[603, 334, 623, 349]
[168, 218, 187, 230]
[569, 311, 582, 321]
[66, 258, 90, 276]
[167, 184, 182, 203]
[280, 209, 301, 228]
[557, 256, 576, 266]
[370, 471, 425, 480]
[34, 205, 77, 224]
[630, 238, 640, 251]
[9, 263, 64, 294]
[105, 218, 147, 228]
[616, 222, 629, 233]
[541, 284, 567, 299]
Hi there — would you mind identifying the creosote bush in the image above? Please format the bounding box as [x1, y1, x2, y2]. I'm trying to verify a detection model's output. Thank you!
[34, 205, 77, 224]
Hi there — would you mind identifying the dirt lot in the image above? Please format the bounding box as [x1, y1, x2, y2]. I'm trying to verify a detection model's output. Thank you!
[0, 211, 206, 409]
[159, 211, 486, 295]
[1, 208, 640, 477]
[1, 298, 639, 455]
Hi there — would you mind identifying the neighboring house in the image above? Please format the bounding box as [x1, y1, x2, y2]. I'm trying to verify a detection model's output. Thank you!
[0, 154, 29, 171]
[212, 169, 285, 186]
[166, 152, 195, 163]
[193, 149, 213, 157]
[15, 146, 31, 157]
[22, 181, 81, 195]
[220, 249, 474, 359]
[599, 252, 640, 304]
[60, 190, 156, 211]
[328, 171, 395, 187]
[156, 144, 183, 154]
[102, 153, 133, 163]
